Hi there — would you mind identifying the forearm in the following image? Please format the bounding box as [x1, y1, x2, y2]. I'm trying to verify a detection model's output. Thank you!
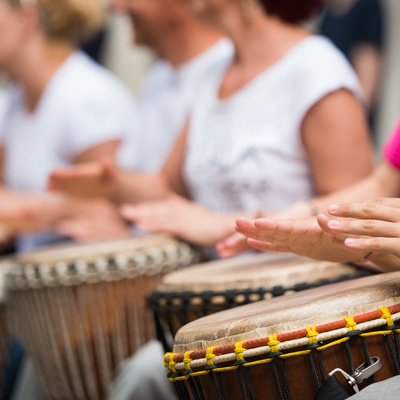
[111, 170, 172, 205]
[313, 162, 400, 213]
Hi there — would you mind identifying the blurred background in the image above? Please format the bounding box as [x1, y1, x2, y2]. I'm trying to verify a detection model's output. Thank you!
[85, 0, 400, 156]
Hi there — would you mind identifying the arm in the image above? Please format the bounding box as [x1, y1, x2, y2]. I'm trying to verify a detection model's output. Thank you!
[301, 88, 373, 195]
[351, 45, 382, 110]
[73, 139, 121, 164]
[49, 124, 189, 205]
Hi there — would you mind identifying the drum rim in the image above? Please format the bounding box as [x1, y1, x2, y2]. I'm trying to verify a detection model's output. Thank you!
[148, 268, 373, 311]
[4, 236, 198, 290]
[165, 302, 400, 375]
[159, 254, 362, 292]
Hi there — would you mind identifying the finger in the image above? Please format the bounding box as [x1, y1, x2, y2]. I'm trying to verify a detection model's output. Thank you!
[328, 199, 400, 223]
[235, 218, 257, 232]
[344, 237, 400, 255]
[317, 213, 354, 241]
[247, 238, 290, 253]
[216, 234, 250, 257]
[326, 216, 400, 238]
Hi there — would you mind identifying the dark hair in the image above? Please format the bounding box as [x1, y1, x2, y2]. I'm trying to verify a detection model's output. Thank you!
[259, 0, 324, 23]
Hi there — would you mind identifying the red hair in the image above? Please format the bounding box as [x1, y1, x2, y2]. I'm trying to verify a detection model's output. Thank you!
[259, 0, 324, 23]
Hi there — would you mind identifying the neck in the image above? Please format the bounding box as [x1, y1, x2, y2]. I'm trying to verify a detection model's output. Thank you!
[9, 38, 74, 112]
[157, 21, 223, 67]
[221, 9, 309, 68]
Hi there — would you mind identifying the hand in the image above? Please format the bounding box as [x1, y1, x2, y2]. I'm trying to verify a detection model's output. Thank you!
[216, 232, 253, 258]
[0, 191, 68, 233]
[319, 198, 400, 258]
[47, 158, 118, 200]
[120, 194, 237, 246]
[235, 216, 368, 263]
[55, 199, 132, 243]
[216, 204, 316, 258]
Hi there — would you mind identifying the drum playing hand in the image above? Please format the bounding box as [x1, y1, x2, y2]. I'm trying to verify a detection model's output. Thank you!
[120, 194, 237, 246]
[56, 199, 131, 242]
[47, 158, 118, 200]
[0, 191, 67, 233]
[216, 232, 252, 258]
[235, 216, 368, 263]
[318, 198, 400, 258]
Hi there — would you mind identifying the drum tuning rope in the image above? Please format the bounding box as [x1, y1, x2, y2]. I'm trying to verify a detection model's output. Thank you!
[165, 305, 400, 400]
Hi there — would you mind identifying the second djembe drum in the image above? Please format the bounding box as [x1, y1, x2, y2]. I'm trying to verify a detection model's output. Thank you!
[5, 234, 198, 400]
[165, 272, 400, 400]
[149, 253, 373, 351]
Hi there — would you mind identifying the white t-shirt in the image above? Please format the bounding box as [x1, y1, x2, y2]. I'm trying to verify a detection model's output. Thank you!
[117, 39, 234, 173]
[184, 36, 364, 214]
[1, 51, 137, 249]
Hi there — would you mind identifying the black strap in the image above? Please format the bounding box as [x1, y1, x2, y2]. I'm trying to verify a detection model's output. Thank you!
[314, 375, 351, 400]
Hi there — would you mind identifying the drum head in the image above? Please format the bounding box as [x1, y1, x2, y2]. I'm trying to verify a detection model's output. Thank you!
[173, 272, 396, 352]
[160, 253, 366, 292]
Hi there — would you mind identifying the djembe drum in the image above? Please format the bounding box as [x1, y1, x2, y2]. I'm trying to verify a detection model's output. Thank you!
[164, 273, 400, 400]
[5, 234, 198, 400]
[149, 253, 373, 351]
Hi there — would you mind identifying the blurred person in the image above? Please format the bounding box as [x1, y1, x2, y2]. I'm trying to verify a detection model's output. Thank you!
[1, 0, 234, 243]
[49, 0, 373, 256]
[0, 0, 137, 252]
[227, 117, 400, 272]
[0, 0, 138, 398]
[113, 0, 233, 174]
[320, 0, 384, 131]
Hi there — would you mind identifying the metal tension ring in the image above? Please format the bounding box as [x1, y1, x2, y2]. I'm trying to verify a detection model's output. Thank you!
[329, 356, 382, 394]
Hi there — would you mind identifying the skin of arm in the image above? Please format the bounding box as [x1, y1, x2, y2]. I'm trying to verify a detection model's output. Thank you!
[351, 44, 382, 110]
[301, 88, 373, 195]
[48, 125, 191, 205]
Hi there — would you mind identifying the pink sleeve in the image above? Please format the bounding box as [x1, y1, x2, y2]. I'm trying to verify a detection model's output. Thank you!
[383, 119, 400, 170]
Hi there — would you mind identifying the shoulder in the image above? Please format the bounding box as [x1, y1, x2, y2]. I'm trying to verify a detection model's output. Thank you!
[289, 36, 361, 92]
[292, 36, 352, 71]
[56, 52, 136, 111]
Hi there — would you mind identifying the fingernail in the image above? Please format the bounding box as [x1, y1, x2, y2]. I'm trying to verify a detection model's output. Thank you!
[328, 220, 340, 228]
[329, 204, 339, 213]
[345, 238, 355, 246]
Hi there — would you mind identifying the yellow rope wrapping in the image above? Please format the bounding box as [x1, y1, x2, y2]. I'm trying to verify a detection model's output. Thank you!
[344, 316, 357, 331]
[206, 347, 217, 367]
[183, 351, 193, 371]
[268, 335, 280, 353]
[234, 342, 246, 362]
[306, 326, 318, 344]
[168, 353, 180, 382]
[380, 307, 394, 327]
[360, 331, 393, 337]
[164, 307, 400, 380]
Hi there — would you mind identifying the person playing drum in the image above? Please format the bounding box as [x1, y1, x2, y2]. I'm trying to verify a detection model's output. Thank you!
[0, 0, 136, 252]
[47, 0, 373, 255]
[224, 118, 400, 272]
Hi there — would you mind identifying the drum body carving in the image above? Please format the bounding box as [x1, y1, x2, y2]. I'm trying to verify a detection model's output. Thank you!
[149, 253, 373, 351]
[165, 273, 400, 400]
[5, 235, 198, 400]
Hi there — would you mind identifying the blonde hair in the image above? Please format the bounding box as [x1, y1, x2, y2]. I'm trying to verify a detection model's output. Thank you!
[9, 0, 105, 42]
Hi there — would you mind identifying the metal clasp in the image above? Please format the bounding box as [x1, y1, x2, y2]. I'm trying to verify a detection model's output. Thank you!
[329, 356, 382, 393]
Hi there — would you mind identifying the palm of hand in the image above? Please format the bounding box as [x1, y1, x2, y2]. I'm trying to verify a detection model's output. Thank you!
[236, 217, 367, 263]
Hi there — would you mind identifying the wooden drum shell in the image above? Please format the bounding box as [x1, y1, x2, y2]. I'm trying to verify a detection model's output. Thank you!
[6, 235, 198, 400]
[166, 273, 400, 400]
